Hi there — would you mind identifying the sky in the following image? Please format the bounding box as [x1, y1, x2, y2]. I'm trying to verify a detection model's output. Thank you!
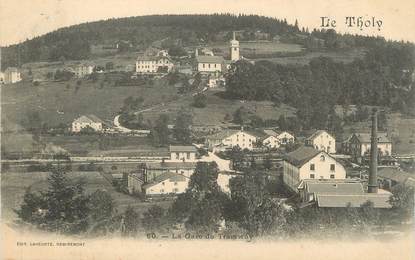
[0, 0, 414, 46]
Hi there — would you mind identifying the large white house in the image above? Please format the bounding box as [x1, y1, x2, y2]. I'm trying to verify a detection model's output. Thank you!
[206, 129, 258, 151]
[136, 50, 174, 74]
[142, 172, 190, 195]
[305, 130, 336, 154]
[74, 64, 94, 78]
[3, 67, 22, 84]
[283, 146, 346, 192]
[169, 145, 197, 162]
[71, 114, 104, 133]
[348, 132, 392, 158]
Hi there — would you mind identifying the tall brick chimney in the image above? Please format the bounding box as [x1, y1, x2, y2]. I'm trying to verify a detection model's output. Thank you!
[368, 108, 378, 193]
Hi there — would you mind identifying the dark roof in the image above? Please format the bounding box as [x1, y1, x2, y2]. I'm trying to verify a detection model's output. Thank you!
[196, 55, 224, 64]
[305, 181, 364, 195]
[73, 114, 104, 124]
[145, 161, 197, 169]
[316, 193, 392, 208]
[142, 172, 189, 189]
[377, 167, 415, 184]
[352, 132, 391, 143]
[169, 145, 197, 153]
[136, 55, 172, 62]
[284, 146, 322, 167]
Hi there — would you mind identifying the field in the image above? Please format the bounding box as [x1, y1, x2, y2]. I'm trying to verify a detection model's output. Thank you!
[140, 89, 296, 125]
[208, 41, 303, 57]
[1, 171, 173, 222]
[1, 77, 179, 130]
[261, 48, 366, 65]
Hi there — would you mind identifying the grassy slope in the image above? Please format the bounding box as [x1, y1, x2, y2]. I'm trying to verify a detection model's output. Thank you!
[1, 77, 179, 129]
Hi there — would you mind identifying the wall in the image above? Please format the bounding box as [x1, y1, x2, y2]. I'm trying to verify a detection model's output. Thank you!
[198, 62, 222, 72]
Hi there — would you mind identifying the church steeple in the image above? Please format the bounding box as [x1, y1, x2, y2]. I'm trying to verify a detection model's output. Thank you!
[230, 31, 240, 61]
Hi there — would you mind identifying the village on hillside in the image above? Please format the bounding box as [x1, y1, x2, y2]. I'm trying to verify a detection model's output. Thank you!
[1, 14, 414, 240]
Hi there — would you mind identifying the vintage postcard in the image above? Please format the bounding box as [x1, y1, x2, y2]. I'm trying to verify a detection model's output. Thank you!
[1, 0, 414, 259]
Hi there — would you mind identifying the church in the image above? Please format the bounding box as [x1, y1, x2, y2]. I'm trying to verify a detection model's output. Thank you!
[195, 31, 241, 74]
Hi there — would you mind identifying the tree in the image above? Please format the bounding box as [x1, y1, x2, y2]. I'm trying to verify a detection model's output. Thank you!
[192, 93, 207, 108]
[227, 170, 287, 237]
[170, 162, 229, 232]
[390, 184, 414, 223]
[151, 114, 170, 147]
[173, 108, 193, 144]
[233, 106, 250, 125]
[142, 205, 165, 231]
[16, 166, 90, 234]
[87, 189, 116, 235]
[122, 205, 140, 236]
[228, 146, 244, 170]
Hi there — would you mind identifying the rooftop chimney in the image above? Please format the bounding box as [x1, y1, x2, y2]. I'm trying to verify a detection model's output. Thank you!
[233, 31, 236, 41]
[368, 108, 378, 193]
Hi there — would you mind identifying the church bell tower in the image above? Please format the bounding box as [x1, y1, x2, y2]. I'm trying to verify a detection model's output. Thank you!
[230, 31, 240, 61]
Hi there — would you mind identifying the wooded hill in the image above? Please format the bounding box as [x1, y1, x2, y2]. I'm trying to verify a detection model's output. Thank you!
[2, 14, 414, 68]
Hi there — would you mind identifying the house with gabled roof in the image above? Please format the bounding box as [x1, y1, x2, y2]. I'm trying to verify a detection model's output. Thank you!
[282, 146, 346, 191]
[71, 114, 105, 133]
[205, 129, 258, 151]
[136, 49, 174, 74]
[348, 132, 392, 158]
[261, 130, 295, 149]
[142, 172, 190, 195]
[305, 130, 336, 154]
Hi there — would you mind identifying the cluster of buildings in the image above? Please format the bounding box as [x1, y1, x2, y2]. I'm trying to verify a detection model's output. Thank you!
[205, 128, 295, 152]
[135, 31, 247, 89]
[282, 112, 397, 209]
[127, 145, 234, 196]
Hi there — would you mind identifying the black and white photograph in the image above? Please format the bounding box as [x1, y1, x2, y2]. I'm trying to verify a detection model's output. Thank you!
[0, 0, 414, 259]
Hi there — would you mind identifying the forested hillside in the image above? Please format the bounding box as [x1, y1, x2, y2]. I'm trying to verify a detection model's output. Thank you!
[3, 14, 413, 68]
[1, 14, 300, 68]
[226, 41, 415, 130]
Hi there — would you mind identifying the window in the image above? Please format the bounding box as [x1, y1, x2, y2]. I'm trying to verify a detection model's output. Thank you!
[214, 64, 217, 68]
[208, 64, 211, 68]
[162, 182, 165, 186]
[234, 47, 237, 51]
[310, 164, 315, 171]
[310, 174, 315, 179]
[160, 189, 164, 193]
[187, 153, 190, 159]
[173, 188, 179, 193]
[330, 174, 335, 179]
[320, 155, 325, 161]
[174, 182, 178, 186]
[330, 164, 335, 171]
[203, 64, 205, 68]
[176, 153, 180, 159]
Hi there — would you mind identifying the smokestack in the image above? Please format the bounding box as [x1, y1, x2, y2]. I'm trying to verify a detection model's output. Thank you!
[233, 31, 236, 41]
[368, 108, 378, 193]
